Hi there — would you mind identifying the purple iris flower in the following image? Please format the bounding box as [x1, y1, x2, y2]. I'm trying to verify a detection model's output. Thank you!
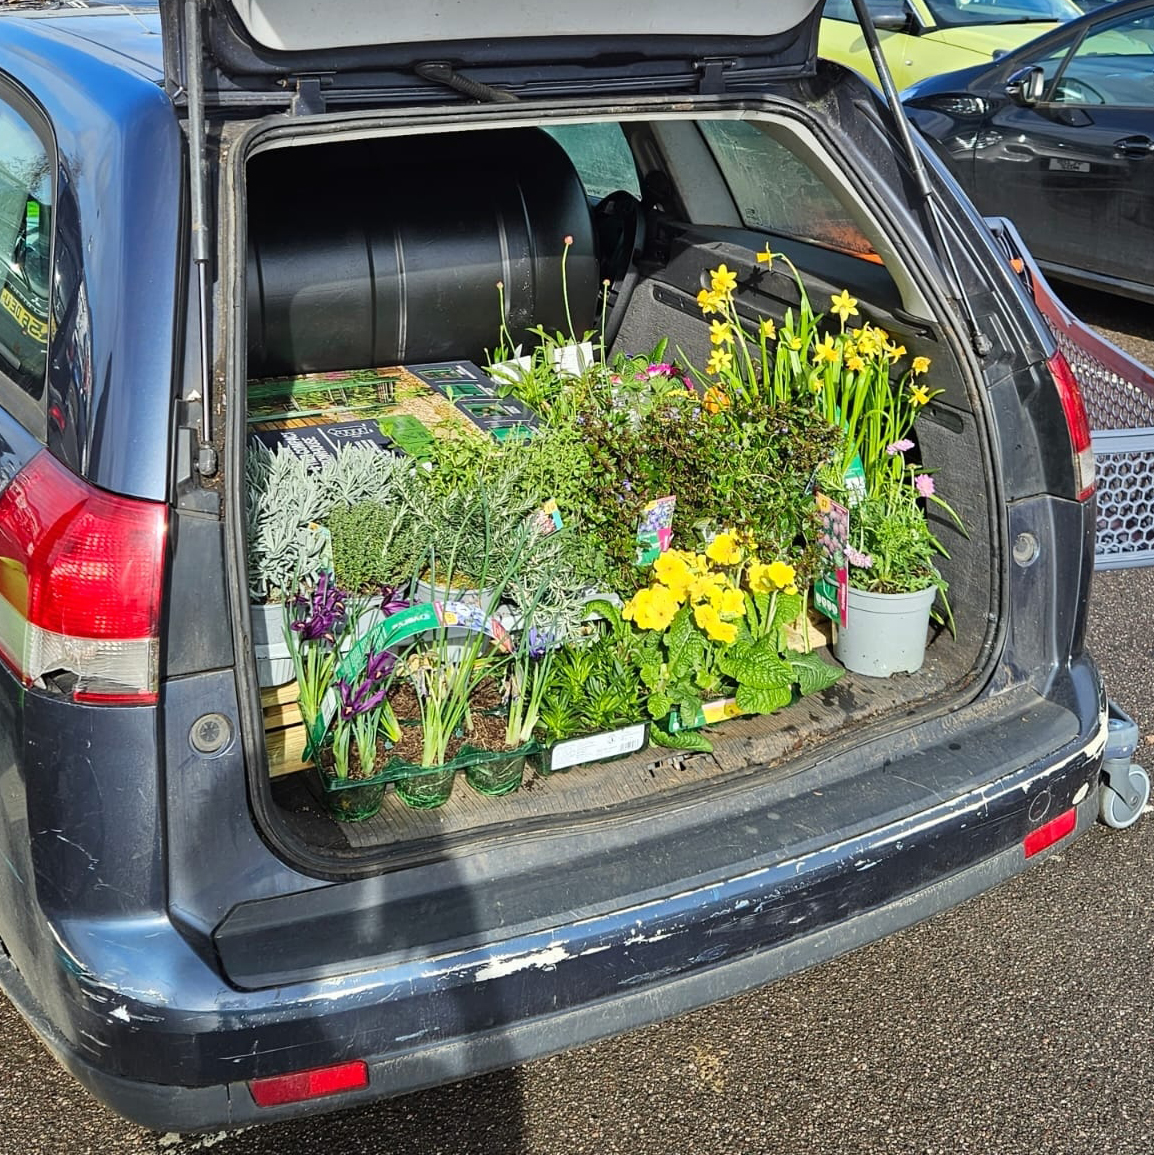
[336, 652, 392, 719]
[292, 572, 348, 642]
[377, 584, 410, 617]
[527, 627, 555, 659]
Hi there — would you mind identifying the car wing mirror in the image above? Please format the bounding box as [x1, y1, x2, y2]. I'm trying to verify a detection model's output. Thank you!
[872, 11, 911, 32]
[1005, 65, 1046, 108]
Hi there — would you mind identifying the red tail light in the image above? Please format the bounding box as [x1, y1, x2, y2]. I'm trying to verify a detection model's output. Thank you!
[0, 451, 167, 704]
[1047, 351, 1095, 501]
[249, 1060, 369, 1107]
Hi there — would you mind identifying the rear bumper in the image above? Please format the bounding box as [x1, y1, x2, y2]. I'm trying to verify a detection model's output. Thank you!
[2, 675, 1108, 1133]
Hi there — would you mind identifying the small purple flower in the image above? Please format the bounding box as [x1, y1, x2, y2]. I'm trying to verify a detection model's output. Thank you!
[363, 648, 396, 684]
[914, 474, 936, 498]
[376, 585, 409, 617]
[527, 626, 555, 659]
[291, 572, 348, 641]
[886, 439, 915, 456]
[845, 545, 874, 568]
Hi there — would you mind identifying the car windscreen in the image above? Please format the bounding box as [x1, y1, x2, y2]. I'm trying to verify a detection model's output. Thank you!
[924, 0, 1080, 27]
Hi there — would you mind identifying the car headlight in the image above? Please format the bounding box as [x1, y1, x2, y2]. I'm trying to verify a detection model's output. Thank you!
[916, 94, 988, 118]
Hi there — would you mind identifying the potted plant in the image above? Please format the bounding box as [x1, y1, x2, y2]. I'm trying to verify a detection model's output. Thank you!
[531, 615, 650, 775]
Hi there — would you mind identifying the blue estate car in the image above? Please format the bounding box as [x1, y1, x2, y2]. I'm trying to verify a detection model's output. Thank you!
[0, 0, 1113, 1132]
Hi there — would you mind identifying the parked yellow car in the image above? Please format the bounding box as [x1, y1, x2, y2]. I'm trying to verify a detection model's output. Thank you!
[820, 0, 1083, 90]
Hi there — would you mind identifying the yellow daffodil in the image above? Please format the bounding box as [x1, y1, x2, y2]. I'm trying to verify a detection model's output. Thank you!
[710, 264, 738, 295]
[910, 383, 931, 407]
[885, 342, 907, 362]
[696, 288, 723, 315]
[756, 249, 774, 266]
[694, 602, 738, 645]
[760, 318, 776, 340]
[705, 531, 742, 566]
[830, 289, 859, 323]
[912, 355, 931, 375]
[706, 347, 733, 375]
[622, 585, 678, 631]
[703, 385, 730, 414]
[709, 319, 733, 346]
[847, 353, 866, 373]
[812, 334, 839, 365]
[787, 335, 803, 351]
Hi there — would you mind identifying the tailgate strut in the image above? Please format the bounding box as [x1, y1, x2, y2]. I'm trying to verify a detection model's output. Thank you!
[849, 0, 990, 357]
[184, 0, 217, 473]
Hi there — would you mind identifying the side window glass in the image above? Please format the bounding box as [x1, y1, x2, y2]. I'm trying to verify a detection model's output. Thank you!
[1049, 12, 1154, 106]
[543, 123, 641, 201]
[698, 120, 877, 259]
[0, 101, 51, 408]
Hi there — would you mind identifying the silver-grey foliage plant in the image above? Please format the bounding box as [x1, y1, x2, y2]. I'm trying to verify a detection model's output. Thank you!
[246, 443, 406, 602]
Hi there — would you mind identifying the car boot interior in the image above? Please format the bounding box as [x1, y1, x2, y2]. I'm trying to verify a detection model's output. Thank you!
[241, 114, 993, 857]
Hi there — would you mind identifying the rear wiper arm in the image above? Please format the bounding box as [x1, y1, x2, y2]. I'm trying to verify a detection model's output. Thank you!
[849, 0, 991, 356]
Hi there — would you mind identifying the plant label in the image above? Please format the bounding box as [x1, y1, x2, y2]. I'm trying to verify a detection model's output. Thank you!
[636, 495, 676, 565]
[549, 724, 648, 771]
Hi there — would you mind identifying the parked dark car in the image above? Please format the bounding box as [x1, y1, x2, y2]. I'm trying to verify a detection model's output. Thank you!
[0, 0, 1112, 1133]
[905, 0, 1154, 302]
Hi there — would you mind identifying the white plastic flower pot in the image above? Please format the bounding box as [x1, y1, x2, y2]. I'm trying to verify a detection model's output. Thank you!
[832, 584, 937, 677]
[251, 601, 293, 687]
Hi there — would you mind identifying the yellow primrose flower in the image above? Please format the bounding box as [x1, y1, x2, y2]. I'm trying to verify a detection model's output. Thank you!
[830, 289, 859, 323]
[766, 560, 796, 589]
[847, 353, 866, 373]
[653, 551, 695, 598]
[694, 602, 738, 645]
[746, 562, 773, 594]
[709, 319, 733, 346]
[688, 573, 725, 604]
[696, 287, 723, 315]
[910, 383, 931, 407]
[703, 385, 730, 414]
[885, 342, 908, 362]
[706, 347, 734, 375]
[812, 334, 839, 365]
[717, 586, 746, 617]
[760, 318, 776, 340]
[710, 264, 738, 295]
[756, 248, 774, 266]
[705, 531, 742, 566]
[622, 585, 678, 632]
[912, 355, 931, 375]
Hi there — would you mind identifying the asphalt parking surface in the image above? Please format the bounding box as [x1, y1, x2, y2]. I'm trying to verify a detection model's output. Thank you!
[2, 284, 1153, 1155]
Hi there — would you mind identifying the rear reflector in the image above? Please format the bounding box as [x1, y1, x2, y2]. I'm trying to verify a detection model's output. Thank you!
[1023, 806, 1077, 858]
[0, 451, 167, 703]
[249, 1060, 369, 1107]
[1047, 351, 1095, 501]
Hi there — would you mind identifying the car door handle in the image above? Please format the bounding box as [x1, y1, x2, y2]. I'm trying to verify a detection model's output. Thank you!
[1114, 135, 1154, 158]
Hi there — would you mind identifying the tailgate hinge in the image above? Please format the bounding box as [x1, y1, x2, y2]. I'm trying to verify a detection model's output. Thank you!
[696, 57, 736, 95]
[290, 74, 331, 116]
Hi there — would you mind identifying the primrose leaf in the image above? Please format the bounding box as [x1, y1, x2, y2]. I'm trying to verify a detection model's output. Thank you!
[646, 690, 674, 721]
[649, 723, 714, 752]
[735, 683, 793, 715]
[770, 591, 804, 632]
[717, 636, 793, 690]
[787, 649, 845, 697]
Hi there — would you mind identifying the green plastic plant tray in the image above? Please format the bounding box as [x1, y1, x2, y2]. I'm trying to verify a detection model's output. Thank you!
[531, 722, 650, 775]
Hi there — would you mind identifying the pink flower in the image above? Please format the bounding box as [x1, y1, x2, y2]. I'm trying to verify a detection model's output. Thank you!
[886, 439, 914, 455]
[914, 473, 935, 498]
[647, 363, 674, 377]
[845, 545, 873, 568]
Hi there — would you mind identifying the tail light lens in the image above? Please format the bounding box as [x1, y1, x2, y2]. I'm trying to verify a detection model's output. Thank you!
[1047, 351, 1095, 501]
[0, 451, 167, 704]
